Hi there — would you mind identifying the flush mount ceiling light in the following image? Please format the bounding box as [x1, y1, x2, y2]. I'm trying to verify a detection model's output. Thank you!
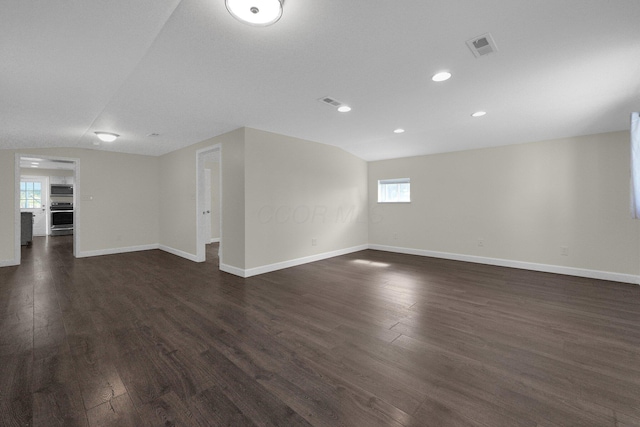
[94, 131, 119, 142]
[432, 71, 452, 82]
[394, 128, 405, 134]
[337, 105, 352, 113]
[226, 0, 284, 26]
[471, 111, 487, 117]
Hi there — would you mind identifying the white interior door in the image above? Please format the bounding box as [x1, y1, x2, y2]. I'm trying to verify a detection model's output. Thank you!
[204, 168, 212, 243]
[20, 176, 48, 236]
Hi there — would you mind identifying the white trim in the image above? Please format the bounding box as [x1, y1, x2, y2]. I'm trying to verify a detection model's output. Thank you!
[221, 244, 370, 278]
[209, 238, 220, 243]
[220, 263, 246, 277]
[0, 259, 19, 268]
[14, 154, 21, 266]
[159, 245, 199, 262]
[14, 153, 79, 265]
[368, 244, 640, 285]
[77, 243, 203, 263]
[77, 244, 159, 258]
[195, 145, 222, 263]
[73, 158, 80, 258]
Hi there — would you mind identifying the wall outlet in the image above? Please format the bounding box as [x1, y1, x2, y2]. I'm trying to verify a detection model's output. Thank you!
[561, 246, 569, 256]
[311, 238, 317, 246]
[478, 239, 484, 247]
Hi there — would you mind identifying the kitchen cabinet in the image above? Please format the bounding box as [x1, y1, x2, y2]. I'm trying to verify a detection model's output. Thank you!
[50, 176, 74, 185]
[21, 212, 33, 246]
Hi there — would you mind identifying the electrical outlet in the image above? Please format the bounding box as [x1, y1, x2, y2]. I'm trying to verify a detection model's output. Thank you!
[561, 246, 569, 256]
[311, 238, 317, 246]
[478, 239, 484, 247]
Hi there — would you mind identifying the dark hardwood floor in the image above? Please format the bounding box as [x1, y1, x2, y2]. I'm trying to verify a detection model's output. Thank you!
[1, 236, 640, 426]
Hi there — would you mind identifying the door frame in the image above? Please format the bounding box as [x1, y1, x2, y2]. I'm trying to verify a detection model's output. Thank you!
[14, 153, 80, 265]
[204, 168, 212, 243]
[195, 144, 222, 263]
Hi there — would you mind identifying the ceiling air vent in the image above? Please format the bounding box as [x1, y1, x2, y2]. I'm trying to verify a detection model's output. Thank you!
[466, 33, 498, 58]
[318, 96, 343, 108]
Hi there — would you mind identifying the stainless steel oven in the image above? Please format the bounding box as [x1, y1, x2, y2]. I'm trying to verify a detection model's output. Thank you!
[51, 202, 74, 236]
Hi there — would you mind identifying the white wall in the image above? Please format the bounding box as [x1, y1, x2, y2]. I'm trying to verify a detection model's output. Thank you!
[244, 128, 369, 271]
[3, 129, 637, 283]
[77, 149, 159, 255]
[158, 128, 368, 276]
[158, 128, 245, 266]
[0, 148, 160, 265]
[369, 131, 640, 281]
[0, 154, 15, 264]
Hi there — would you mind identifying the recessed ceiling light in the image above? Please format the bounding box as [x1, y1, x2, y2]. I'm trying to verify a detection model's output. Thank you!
[225, 0, 283, 26]
[337, 106, 351, 113]
[432, 71, 452, 82]
[394, 128, 405, 134]
[471, 111, 487, 117]
[94, 131, 119, 142]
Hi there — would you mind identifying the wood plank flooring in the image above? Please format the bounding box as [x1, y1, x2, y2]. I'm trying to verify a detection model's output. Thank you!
[1, 235, 640, 426]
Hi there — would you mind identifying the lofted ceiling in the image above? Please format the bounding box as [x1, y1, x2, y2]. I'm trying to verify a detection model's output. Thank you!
[2, 0, 639, 161]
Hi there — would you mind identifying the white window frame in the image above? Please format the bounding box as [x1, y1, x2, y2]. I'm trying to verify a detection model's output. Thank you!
[20, 179, 43, 209]
[378, 178, 411, 203]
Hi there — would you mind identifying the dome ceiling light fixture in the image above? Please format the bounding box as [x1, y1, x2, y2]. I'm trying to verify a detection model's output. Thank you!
[225, 0, 284, 26]
[432, 71, 452, 82]
[94, 131, 119, 142]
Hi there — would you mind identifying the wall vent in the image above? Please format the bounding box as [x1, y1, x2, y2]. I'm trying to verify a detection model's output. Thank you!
[318, 96, 343, 107]
[466, 33, 498, 58]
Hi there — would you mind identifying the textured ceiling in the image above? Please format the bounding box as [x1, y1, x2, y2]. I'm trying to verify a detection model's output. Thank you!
[2, 0, 639, 161]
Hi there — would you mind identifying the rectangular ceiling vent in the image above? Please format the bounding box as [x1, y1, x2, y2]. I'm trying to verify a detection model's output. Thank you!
[318, 96, 342, 107]
[466, 33, 498, 58]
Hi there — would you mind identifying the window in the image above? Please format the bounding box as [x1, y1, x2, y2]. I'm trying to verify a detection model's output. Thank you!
[20, 180, 42, 209]
[378, 178, 410, 203]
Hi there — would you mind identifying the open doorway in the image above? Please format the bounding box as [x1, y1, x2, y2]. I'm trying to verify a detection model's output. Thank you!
[14, 154, 79, 264]
[196, 145, 221, 263]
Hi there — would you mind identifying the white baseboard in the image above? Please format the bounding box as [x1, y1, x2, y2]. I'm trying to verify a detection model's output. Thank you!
[77, 244, 159, 258]
[0, 258, 19, 268]
[368, 244, 640, 285]
[220, 263, 246, 277]
[238, 244, 369, 278]
[218, 244, 369, 278]
[209, 238, 220, 243]
[159, 245, 199, 262]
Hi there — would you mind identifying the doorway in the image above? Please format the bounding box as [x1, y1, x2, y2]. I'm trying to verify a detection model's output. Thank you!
[196, 145, 221, 263]
[15, 154, 79, 264]
[19, 176, 48, 236]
